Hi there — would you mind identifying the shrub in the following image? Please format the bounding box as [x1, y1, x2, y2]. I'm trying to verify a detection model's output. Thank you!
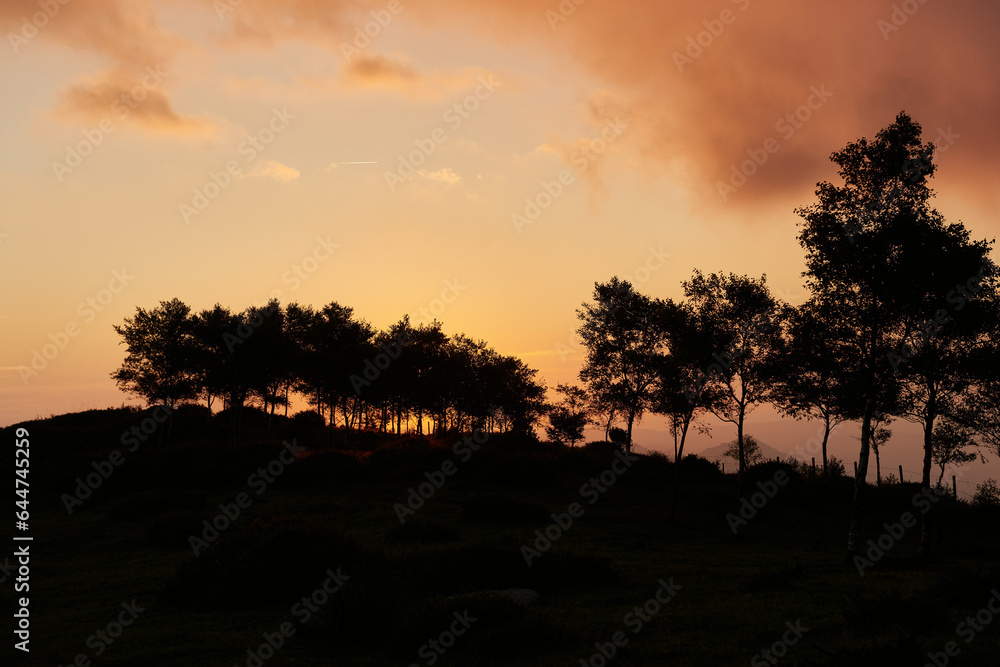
[291, 410, 326, 429]
[827, 455, 848, 478]
[678, 454, 724, 482]
[973, 478, 1000, 507]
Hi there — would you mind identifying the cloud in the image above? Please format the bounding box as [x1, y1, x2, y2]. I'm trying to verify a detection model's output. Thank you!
[238, 160, 301, 182]
[403, 0, 1000, 212]
[416, 168, 461, 186]
[54, 68, 213, 134]
[1, 0, 207, 133]
[6, 0, 999, 214]
[337, 53, 496, 100]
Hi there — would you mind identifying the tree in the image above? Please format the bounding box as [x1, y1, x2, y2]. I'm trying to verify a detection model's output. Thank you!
[770, 302, 854, 476]
[723, 434, 764, 467]
[869, 414, 893, 488]
[112, 298, 199, 409]
[654, 298, 717, 519]
[953, 294, 1000, 457]
[191, 303, 238, 416]
[588, 392, 620, 442]
[931, 420, 979, 487]
[682, 270, 784, 496]
[577, 278, 667, 454]
[545, 384, 590, 446]
[796, 111, 997, 558]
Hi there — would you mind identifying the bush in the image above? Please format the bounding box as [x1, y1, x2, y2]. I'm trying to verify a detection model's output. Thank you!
[745, 460, 800, 487]
[291, 410, 326, 429]
[973, 478, 1000, 507]
[827, 455, 848, 478]
[678, 454, 724, 482]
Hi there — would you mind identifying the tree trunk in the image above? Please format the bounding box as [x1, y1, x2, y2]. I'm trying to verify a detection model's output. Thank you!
[847, 399, 875, 557]
[920, 410, 936, 557]
[873, 442, 881, 488]
[670, 418, 692, 520]
[736, 403, 746, 498]
[821, 418, 831, 477]
[626, 409, 635, 455]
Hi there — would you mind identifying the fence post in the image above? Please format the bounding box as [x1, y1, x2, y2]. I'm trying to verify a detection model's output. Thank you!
[853, 461, 858, 476]
[899, 465, 904, 483]
[952, 475, 957, 501]
[811, 457, 816, 476]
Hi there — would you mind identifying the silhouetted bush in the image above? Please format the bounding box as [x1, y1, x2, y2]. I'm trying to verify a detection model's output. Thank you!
[678, 454, 724, 482]
[291, 409, 326, 429]
[973, 478, 1000, 506]
[745, 460, 801, 488]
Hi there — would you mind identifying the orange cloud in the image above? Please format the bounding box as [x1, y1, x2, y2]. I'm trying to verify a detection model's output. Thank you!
[55, 67, 213, 133]
[1, 0, 205, 133]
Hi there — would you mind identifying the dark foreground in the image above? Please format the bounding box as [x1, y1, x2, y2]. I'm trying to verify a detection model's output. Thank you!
[2, 406, 999, 666]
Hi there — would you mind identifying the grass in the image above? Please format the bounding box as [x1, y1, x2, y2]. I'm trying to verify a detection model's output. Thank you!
[2, 406, 999, 666]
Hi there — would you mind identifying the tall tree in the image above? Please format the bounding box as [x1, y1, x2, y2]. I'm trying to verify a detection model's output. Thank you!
[111, 298, 199, 409]
[770, 302, 854, 476]
[682, 270, 784, 496]
[577, 278, 667, 455]
[655, 298, 717, 519]
[795, 111, 996, 558]
[191, 303, 239, 416]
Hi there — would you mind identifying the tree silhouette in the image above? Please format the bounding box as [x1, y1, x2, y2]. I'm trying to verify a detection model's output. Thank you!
[682, 270, 784, 497]
[796, 111, 997, 558]
[957, 307, 1000, 457]
[191, 303, 238, 417]
[931, 420, 979, 487]
[654, 298, 717, 519]
[770, 302, 854, 476]
[723, 434, 764, 467]
[577, 278, 667, 454]
[545, 384, 590, 447]
[111, 298, 199, 410]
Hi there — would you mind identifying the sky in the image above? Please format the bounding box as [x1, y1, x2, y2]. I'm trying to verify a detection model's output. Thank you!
[1, 0, 998, 488]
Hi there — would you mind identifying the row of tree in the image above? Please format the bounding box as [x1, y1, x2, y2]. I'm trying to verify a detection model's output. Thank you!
[111, 300, 546, 443]
[552, 113, 999, 555]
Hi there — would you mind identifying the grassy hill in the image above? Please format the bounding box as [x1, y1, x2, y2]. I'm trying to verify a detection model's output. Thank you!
[2, 405, 999, 666]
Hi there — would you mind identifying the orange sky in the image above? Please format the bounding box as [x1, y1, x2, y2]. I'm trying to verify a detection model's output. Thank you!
[2, 0, 998, 476]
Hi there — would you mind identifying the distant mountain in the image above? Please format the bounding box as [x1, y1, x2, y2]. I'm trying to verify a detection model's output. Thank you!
[696, 439, 796, 465]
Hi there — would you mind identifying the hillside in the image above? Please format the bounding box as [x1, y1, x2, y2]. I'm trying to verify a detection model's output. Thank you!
[2, 406, 999, 666]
